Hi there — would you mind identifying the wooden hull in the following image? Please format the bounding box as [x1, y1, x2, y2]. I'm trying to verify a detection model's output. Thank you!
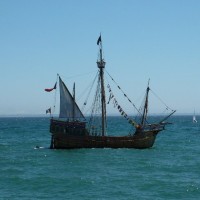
[50, 131, 159, 149]
[49, 119, 161, 149]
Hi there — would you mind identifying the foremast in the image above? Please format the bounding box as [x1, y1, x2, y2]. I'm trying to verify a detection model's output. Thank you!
[72, 82, 75, 121]
[97, 35, 106, 136]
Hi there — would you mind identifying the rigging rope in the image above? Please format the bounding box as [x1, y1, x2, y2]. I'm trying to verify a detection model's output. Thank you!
[79, 71, 99, 112]
[88, 73, 103, 135]
[107, 83, 138, 127]
[105, 71, 175, 126]
[105, 70, 142, 116]
[150, 88, 174, 112]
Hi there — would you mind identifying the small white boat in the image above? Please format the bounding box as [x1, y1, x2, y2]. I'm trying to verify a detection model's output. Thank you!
[193, 110, 197, 123]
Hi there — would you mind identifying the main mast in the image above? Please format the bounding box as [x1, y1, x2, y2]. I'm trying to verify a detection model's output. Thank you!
[97, 35, 106, 136]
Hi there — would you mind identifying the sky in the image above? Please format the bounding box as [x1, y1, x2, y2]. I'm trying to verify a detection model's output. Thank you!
[1, 0, 200, 116]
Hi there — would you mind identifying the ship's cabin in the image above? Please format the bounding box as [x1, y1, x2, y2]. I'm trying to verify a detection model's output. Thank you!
[50, 118, 88, 136]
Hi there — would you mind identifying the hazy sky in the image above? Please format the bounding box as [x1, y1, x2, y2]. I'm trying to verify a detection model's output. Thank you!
[1, 0, 200, 116]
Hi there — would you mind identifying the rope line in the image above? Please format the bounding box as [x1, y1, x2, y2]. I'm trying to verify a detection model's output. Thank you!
[105, 70, 142, 115]
[150, 88, 174, 112]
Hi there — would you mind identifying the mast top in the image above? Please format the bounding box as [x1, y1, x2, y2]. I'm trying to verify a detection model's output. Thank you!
[97, 34, 106, 69]
[147, 79, 150, 91]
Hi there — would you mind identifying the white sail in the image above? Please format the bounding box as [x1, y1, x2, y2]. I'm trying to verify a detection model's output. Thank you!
[193, 110, 197, 123]
[59, 77, 85, 119]
[193, 116, 197, 123]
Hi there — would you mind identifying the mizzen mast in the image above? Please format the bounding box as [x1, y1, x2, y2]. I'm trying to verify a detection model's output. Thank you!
[97, 35, 106, 136]
[141, 79, 150, 126]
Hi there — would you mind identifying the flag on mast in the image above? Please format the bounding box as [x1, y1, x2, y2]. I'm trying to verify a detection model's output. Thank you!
[97, 35, 101, 45]
[45, 82, 57, 92]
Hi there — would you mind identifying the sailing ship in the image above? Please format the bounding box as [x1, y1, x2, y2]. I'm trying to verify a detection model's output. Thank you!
[193, 110, 197, 123]
[47, 36, 176, 149]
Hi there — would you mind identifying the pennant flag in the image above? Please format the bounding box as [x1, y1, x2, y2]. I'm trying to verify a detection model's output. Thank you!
[107, 93, 114, 104]
[45, 82, 57, 92]
[113, 98, 118, 107]
[97, 35, 101, 45]
[46, 108, 51, 114]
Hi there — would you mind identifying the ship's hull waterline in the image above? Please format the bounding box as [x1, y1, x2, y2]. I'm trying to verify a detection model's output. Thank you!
[50, 131, 159, 149]
[50, 119, 159, 149]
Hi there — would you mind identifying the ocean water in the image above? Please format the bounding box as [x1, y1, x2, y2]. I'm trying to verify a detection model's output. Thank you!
[0, 116, 200, 200]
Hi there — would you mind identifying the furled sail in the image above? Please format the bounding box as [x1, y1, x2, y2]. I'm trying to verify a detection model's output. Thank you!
[59, 77, 85, 119]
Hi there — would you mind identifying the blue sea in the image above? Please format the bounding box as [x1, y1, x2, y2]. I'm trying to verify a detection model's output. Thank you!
[0, 116, 200, 200]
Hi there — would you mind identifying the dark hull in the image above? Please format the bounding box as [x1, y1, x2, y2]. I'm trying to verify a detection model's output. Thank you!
[50, 132, 159, 149]
[49, 119, 161, 149]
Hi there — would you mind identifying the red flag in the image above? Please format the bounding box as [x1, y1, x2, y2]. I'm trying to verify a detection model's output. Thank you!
[45, 82, 57, 92]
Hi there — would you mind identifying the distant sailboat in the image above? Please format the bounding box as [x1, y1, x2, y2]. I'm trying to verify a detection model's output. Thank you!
[193, 110, 197, 123]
